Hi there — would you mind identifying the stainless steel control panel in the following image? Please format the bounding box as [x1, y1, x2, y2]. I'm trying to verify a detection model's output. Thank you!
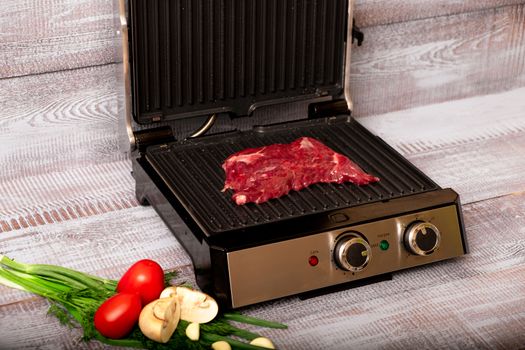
[227, 205, 465, 308]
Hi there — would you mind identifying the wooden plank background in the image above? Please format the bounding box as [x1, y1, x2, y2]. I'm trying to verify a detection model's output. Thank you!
[350, 3, 525, 116]
[354, 0, 525, 27]
[1, 1, 524, 115]
[1, 0, 525, 349]
[0, 0, 116, 79]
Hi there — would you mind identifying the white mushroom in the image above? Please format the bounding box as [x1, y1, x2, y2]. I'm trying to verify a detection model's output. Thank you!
[185, 322, 200, 341]
[159, 286, 178, 299]
[211, 340, 232, 350]
[160, 286, 219, 323]
[138, 297, 181, 343]
[250, 337, 275, 349]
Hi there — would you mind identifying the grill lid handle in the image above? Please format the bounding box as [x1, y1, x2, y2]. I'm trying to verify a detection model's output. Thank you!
[352, 19, 364, 46]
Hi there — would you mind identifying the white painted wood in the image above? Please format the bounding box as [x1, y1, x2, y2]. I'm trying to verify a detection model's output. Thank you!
[0, 205, 195, 306]
[2, 0, 523, 80]
[357, 87, 525, 204]
[0, 160, 137, 233]
[0, 0, 117, 79]
[0, 64, 123, 183]
[351, 4, 525, 117]
[0, 64, 137, 234]
[355, 0, 525, 27]
[3, 0, 522, 79]
[358, 88, 525, 154]
[1, 0, 524, 116]
[409, 133, 525, 205]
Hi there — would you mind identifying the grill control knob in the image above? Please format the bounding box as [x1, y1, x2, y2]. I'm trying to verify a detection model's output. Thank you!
[404, 221, 441, 256]
[334, 233, 371, 272]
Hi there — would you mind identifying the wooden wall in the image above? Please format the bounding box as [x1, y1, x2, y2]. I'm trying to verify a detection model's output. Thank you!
[351, 2, 525, 116]
[354, 0, 525, 27]
[0, 0, 116, 79]
[1, 0, 524, 115]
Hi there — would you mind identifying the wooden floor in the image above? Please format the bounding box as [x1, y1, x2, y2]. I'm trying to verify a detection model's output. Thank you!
[1, 0, 525, 349]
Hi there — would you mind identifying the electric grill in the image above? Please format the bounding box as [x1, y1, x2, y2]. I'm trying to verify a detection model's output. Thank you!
[118, 0, 468, 309]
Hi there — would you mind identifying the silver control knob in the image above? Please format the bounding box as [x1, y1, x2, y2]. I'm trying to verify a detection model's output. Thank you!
[404, 222, 441, 256]
[334, 233, 371, 272]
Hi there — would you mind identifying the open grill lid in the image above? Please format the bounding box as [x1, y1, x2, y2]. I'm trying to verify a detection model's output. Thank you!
[123, 0, 355, 125]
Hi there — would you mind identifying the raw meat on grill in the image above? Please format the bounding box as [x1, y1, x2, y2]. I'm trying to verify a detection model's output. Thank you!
[222, 137, 380, 205]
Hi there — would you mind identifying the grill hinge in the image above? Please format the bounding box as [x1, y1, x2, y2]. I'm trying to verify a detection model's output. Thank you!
[308, 99, 351, 119]
[352, 19, 364, 46]
[134, 126, 175, 154]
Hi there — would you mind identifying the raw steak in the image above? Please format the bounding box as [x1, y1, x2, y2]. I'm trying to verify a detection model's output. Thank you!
[222, 137, 380, 205]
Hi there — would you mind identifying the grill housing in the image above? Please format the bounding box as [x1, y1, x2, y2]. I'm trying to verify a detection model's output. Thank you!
[126, 0, 468, 309]
[129, 0, 348, 123]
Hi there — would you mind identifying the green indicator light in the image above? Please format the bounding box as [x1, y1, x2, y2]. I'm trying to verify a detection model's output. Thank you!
[379, 240, 390, 251]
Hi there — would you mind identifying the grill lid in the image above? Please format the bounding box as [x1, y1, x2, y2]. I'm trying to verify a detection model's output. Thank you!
[126, 0, 352, 125]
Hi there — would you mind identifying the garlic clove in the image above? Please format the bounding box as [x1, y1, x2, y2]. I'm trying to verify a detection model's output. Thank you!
[250, 337, 275, 349]
[211, 340, 232, 350]
[185, 322, 200, 341]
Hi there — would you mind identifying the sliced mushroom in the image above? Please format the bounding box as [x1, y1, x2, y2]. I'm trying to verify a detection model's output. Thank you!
[139, 297, 181, 343]
[159, 286, 178, 299]
[153, 298, 173, 319]
[160, 286, 219, 323]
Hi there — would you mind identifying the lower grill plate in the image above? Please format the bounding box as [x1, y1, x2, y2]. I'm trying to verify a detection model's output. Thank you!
[145, 117, 439, 237]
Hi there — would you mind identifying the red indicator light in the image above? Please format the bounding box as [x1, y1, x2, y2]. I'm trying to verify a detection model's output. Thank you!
[308, 255, 319, 266]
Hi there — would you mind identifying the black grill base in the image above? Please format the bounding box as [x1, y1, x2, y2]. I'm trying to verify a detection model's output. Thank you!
[298, 273, 393, 301]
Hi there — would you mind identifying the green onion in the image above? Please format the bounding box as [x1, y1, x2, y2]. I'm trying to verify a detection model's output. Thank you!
[199, 319, 260, 340]
[0, 255, 116, 291]
[223, 312, 288, 329]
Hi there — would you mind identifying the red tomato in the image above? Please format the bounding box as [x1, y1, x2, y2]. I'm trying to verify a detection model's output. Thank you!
[116, 259, 165, 305]
[94, 293, 142, 339]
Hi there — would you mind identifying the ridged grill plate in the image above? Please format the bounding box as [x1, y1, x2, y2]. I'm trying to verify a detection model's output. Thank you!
[146, 117, 440, 235]
[129, 0, 348, 123]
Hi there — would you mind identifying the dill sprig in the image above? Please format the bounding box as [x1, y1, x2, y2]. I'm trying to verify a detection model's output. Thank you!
[163, 270, 178, 286]
[47, 302, 76, 328]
